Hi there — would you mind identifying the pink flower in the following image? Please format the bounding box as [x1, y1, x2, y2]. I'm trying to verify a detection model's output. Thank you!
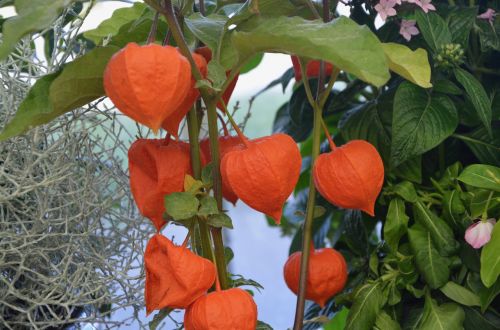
[478, 8, 496, 25]
[375, 0, 397, 21]
[465, 219, 496, 249]
[400, 20, 420, 41]
[418, 0, 436, 13]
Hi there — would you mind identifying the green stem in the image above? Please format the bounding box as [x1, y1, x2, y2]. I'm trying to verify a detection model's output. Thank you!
[482, 191, 494, 221]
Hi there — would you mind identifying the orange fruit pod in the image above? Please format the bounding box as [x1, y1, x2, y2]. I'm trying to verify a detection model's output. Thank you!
[313, 140, 384, 216]
[200, 134, 246, 205]
[128, 138, 194, 230]
[195, 46, 238, 109]
[103, 43, 192, 132]
[290, 55, 335, 82]
[220, 133, 302, 224]
[144, 234, 216, 315]
[184, 287, 258, 330]
[161, 52, 208, 137]
[283, 246, 348, 307]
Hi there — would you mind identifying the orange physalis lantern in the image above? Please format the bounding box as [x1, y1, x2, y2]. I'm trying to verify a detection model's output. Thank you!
[290, 55, 335, 82]
[313, 139, 384, 216]
[184, 288, 258, 330]
[220, 133, 301, 223]
[161, 52, 208, 137]
[284, 246, 348, 307]
[200, 134, 246, 205]
[128, 138, 194, 230]
[195, 46, 238, 109]
[103, 43, 191, 132]
[144, 234, 216, 314]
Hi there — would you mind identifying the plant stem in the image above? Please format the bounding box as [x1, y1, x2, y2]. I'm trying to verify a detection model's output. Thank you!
[154, 0, 229, 288]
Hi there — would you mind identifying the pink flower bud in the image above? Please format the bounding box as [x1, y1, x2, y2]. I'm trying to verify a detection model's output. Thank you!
[465, 219, 496, 249]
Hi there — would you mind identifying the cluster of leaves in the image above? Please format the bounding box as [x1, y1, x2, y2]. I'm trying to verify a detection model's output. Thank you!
[269, 1, 500, 329]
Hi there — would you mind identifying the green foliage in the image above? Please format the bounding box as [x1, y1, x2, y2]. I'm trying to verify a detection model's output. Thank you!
[481, 222, 500, 287]
[382, 43, 432, 88]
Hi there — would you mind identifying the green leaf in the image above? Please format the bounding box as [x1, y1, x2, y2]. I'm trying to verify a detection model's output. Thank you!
[0, 0, 76, 60]
[392, 181, 418, 202]
[198, 196, 219, 217]
[393, 157, 422, 184]
[469, 190, 500, 219]
[207, 60, 227, 90]
[0, 46, 118, 141]
[481, 221, 500, 287]
[232, 16, 390, 87]
[207, 213, 233, 229]
[240, 53, 263, 74]
[164, 192, 200, 220]
[440, 281, 481, 307]
[419, 294, 465, 330]
[374, 311, 401, 330]
[415, 11, 452, 52]
[324, 306, 349, 330]
[460, 125, 500, 167]
[447, 7, 477, 47]
[432, 79, 462, 95]
[464, 306, 500, 330]
[408, 224, 450, 289]
[454, 67, 492, 136]
[273, 102, 312, 143]
[345, 282, 385, 330]
[458, 164, 500, 192]
[442, 190, 466, 230]
[384, 198, 409, 251]
[201, 162, 214, 185]
[256, 320, 273, 330]
[391, 82, 458, 167]
[479, 278, 500, 312]
[476, 19, 500, 52]
[83, 2, 147, 44]
[381, 43, 432, 88]
[413, 201, 458, 256]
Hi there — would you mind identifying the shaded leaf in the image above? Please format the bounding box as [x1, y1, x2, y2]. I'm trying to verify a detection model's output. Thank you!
[419, 294, 465, 330]
[384, 198, 408, 251]
[481, 222, 500, 287]
[415, 11, 452, 52]
[374, 311, 401, 330]
[440, 281, 481, 307]
[345, 282, 385, 330]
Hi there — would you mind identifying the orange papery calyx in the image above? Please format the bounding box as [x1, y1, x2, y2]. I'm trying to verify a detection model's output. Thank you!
[128, 137, 196, 230]
[220, 132, 302, 224]
[144, 233, 216, 315]
[194, 46, 238, 110]
[283, 243, 348, 307]
[312, 126, 384, 216]
[161, 52, 208, 137]
[290, 55, 335, 82]
[184, 287, 258, 330]
[103, 43, 192, 132]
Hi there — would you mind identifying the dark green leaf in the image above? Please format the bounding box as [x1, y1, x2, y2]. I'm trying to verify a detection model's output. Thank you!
[201, 162, 214, 185]
[469, 190, 500, 218]
[393, 157, 422, 184]
[343, 210, 368, 257]
[0, 0, 76, 60]
[384, 198, 408, 251]
[392, 181, 418, 202]
[447, 7, 477, 47]
[0, 46, 118, 141]
[460, 125, 500, 167]
[408, 224, 450, 289]
[454, 67, 492, 136]
[324, 306, 349, 330]
[391, 82, 458, 167]
[224, 246, 234, 265]
[345, 282, 385, 330]
[374, 311, 401, 330]
[432, 79, 462, 95]
[479, 278, 500, 312]
[232, 16, 390, 87]
[273, 102, 312, 143]
[413, 201, 459, 256]
[464, 307, 500, 330]
[442, 190, 466, 230]
[419, 294, 465, 330]
[476, 19, 500, 52]
[481, 221, 500, 287]
[198, 196, 219, 217]
[207, 213, 233, 229]
[240, 53, 263, 74]
[256, 320, 273, 330]
[440, 281, 481, 306]
[415, 11, 452, 52]
[458, 164, 500, 193]
[164, 192, 200, 220]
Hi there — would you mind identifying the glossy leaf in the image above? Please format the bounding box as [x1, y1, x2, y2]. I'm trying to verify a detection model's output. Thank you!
[454, 67, 492, 136]
[382, 43, 432, 88]
[0, 46, 119, 141]
[419, 295, 465, 330]
[408, 224, 450, 289]
[413, 201, 458, 256]
[459, 165, 500, 193]
[232, 16, 390, 87]
[384, 198, 409, 251]
[481, 222, 500, 287]
[0, 0, 75, 60]
[164, 192, 200, 220]
[415, 11, 452, 52]
[391, 82, 458, 167]
[440, 281, 481, 306]
[345, 282, 385, 330]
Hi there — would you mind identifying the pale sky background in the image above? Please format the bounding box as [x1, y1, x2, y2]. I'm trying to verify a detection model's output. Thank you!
[0, 1, 353, 329]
